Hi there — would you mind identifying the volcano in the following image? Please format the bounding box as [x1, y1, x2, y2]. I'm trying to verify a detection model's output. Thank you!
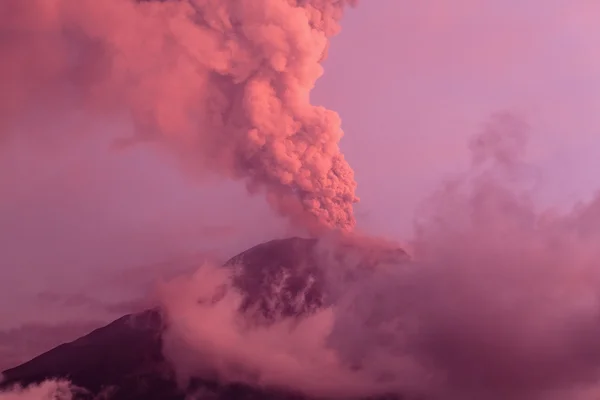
[0, 237, 408, 400]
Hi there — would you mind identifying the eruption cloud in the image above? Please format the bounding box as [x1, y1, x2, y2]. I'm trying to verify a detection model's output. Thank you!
[0, 0, 359, 233]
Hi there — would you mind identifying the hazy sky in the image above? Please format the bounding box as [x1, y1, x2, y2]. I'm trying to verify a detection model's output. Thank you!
[0, 0, 599, 365]
[314, 0, 600, 240]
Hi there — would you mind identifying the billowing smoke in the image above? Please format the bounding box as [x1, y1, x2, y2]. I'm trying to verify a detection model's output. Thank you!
[160, 113, 600, 400]
[0, 0, 359, 232]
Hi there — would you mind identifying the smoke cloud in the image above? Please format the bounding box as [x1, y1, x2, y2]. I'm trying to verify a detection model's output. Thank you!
[160, 113, 600, 400]
[0, 0, 359, 233]
[0, 379, 73, 400]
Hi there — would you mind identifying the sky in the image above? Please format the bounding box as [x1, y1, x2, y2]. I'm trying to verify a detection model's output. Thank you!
[1, 0, 600, 369]
[313, 0, 600, 240]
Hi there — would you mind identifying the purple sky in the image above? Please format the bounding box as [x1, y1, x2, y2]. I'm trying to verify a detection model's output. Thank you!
[313, 0, 600, 239]
[0, 0, 599, 365]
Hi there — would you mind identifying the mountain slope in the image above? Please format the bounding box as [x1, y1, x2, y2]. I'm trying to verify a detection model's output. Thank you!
[0, 309, 176, 399]
[0, 237, 408, 400]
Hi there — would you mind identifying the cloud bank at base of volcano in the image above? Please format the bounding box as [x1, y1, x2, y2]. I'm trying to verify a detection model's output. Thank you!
[160, 114, 600, 400]
[0, 379, 73, 400]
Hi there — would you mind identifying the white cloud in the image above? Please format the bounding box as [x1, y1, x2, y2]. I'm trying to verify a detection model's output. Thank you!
[0, 380, 73, 400]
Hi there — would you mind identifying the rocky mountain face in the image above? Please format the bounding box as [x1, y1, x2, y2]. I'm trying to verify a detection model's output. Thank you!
[0, 237, 408, 400]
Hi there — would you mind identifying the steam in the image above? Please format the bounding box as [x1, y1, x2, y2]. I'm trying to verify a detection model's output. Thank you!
[0, 0, 359, 232]
[159, 263, 379, 398]
[0, 380, 73, 400]
[160, 113, 600, 400]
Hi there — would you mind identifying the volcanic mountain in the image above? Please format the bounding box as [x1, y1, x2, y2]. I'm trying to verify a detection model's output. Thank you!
[0, 237, 409, 400]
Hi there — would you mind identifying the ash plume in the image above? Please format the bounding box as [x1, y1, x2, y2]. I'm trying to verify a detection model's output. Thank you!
[0, 0, 359, 232]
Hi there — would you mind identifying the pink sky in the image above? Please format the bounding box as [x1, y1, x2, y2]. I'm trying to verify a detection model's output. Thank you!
[313, 0, 600, 239]
[0, 0, 599, 366]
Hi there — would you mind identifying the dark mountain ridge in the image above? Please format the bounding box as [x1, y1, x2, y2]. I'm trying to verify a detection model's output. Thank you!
[0, 237, 409, 400]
